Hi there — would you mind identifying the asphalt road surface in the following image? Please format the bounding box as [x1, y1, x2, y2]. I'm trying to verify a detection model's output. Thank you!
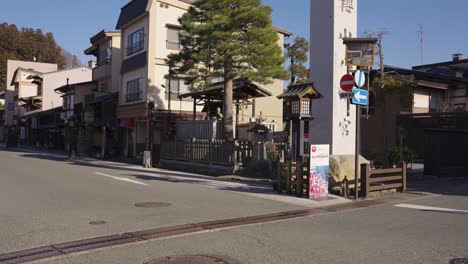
[1, 148, 467, 264]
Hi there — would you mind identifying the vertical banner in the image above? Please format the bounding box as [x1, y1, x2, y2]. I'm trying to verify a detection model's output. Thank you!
[309, 144, 330, 198]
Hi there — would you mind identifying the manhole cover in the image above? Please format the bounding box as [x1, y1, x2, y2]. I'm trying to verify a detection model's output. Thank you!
[89, 221, 107, 225]
[145, 255, 228, 264]
[134, 202, 171, 208]
[451, 258, 468, 264]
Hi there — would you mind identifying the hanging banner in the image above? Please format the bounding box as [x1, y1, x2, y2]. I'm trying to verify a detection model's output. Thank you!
[309, 144, 330, 198]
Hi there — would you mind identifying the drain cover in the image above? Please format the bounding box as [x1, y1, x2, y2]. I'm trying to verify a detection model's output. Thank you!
[145, 255, 228, 264]
[89, 221, 107, 225]
[451, 258, 468, 264]
[134, 202, 171, 208]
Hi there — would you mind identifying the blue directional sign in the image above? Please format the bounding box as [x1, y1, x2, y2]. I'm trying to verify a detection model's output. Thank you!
[352, 88, 368, 106]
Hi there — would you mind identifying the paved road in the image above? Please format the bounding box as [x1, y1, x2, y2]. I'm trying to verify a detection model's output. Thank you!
[1, 148, 467, 264]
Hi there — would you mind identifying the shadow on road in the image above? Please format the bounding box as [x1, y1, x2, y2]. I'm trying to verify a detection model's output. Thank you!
[16, 151, 275, 196]
[408, 177, 468, 197]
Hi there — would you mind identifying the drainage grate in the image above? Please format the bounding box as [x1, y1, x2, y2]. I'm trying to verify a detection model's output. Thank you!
[451, 258, 468, 264]
[144, 255, 229, 264]
[0, 246, 63, 264]
[0, 200, 382, 264]
[52, 234, 142, 254]
[89, 221, 107, 225]
[135, 202, 171, 208]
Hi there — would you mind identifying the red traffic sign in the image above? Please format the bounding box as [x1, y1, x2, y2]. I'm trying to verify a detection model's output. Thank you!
[340, 74, 355, 92]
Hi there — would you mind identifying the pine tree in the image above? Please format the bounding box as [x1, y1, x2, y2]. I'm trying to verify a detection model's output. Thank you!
[168, 0, 288, 140]
[285, 36, 310, 84]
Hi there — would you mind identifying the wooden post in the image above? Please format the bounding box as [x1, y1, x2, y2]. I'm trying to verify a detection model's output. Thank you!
[296, 160, 303, 197]
[361, 163, 370, 198]
[192, 99, 196, 137]
[235, 100, 239, 140]
[305, 157, 310, 199]
[276, 156, 282, 194]
[286, 160, 292, 194]
[402, 161, 407, 192]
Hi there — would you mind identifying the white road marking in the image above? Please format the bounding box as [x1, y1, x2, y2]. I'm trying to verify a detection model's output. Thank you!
[395, 203, 468, 215]
[95, 172, 149, 187]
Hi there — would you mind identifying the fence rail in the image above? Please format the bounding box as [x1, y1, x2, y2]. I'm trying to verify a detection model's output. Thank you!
[361, 162, 407, 198]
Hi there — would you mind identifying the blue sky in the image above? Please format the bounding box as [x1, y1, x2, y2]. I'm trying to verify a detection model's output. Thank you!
[1, 0, 467, 68]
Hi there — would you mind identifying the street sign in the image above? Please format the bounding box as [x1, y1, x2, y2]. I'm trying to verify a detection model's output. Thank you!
[351, 88, 368, 106]
[354, 70, 366, 88]
[340, 74, 355, 91]
[339, 92, 354, 99]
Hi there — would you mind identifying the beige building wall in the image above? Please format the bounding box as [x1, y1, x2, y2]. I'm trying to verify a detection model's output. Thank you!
[111, 35, 122, 93]
[75, 82, 96, 105]
[120, 16, 149, 106]
[5, 60, 57, 126]
[148, 0, 192, 111]
[41, 67, 92, 111]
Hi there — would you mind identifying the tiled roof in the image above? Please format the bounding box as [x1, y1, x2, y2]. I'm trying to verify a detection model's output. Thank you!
[278, 83, 321, 99]
[116, 0, 149, 30]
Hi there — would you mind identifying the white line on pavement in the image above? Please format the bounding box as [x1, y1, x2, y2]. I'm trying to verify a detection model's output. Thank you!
[395, 203, 468, 215]
[95, 172, 149, 187]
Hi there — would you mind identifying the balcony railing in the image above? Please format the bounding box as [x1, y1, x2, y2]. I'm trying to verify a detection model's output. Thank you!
[126, 41, 144, 56]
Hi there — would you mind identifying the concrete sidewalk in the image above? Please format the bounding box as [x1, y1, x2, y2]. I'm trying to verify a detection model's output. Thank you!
[2, 145, 350, 208]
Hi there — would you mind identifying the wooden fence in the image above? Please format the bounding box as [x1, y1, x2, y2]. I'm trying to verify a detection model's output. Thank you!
[176, 120, 223, 140]
[161, 139, 254, 167]
[276, 158, 310, 198]
[360, 162, 407, 198]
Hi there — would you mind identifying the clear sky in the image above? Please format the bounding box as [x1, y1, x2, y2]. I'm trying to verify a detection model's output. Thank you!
[1, 0, 467, 69]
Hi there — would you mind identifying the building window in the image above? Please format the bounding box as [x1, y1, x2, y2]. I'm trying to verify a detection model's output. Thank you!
[166, 26, 181, 50]
[127, 29, 144, 56]
[99, 81, 108, 93]
[126, 78, 142, 102]
[166, 78, 191, 100]
[100, 48, 112, 64]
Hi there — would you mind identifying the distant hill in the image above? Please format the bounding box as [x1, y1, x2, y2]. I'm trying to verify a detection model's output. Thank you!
[0, 22, 83, 92]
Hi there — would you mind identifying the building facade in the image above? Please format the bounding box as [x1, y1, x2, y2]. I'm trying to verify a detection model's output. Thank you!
[4, 60, 92, 148]
[115, 0, 289, 160]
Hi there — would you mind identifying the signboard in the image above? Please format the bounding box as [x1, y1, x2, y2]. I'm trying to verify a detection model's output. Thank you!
[345, 42, 375, 67]
[309, 144, 330, 198]
[340, 91, 354, 99]
[340, 74, 354, 91]
[273, 131, 288, 143]
[354, 70, 366, 88]
[351, 88, 368, 106]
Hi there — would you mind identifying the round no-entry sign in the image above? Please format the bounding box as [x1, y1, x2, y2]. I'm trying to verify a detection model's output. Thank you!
[340, 74, 355, 91]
